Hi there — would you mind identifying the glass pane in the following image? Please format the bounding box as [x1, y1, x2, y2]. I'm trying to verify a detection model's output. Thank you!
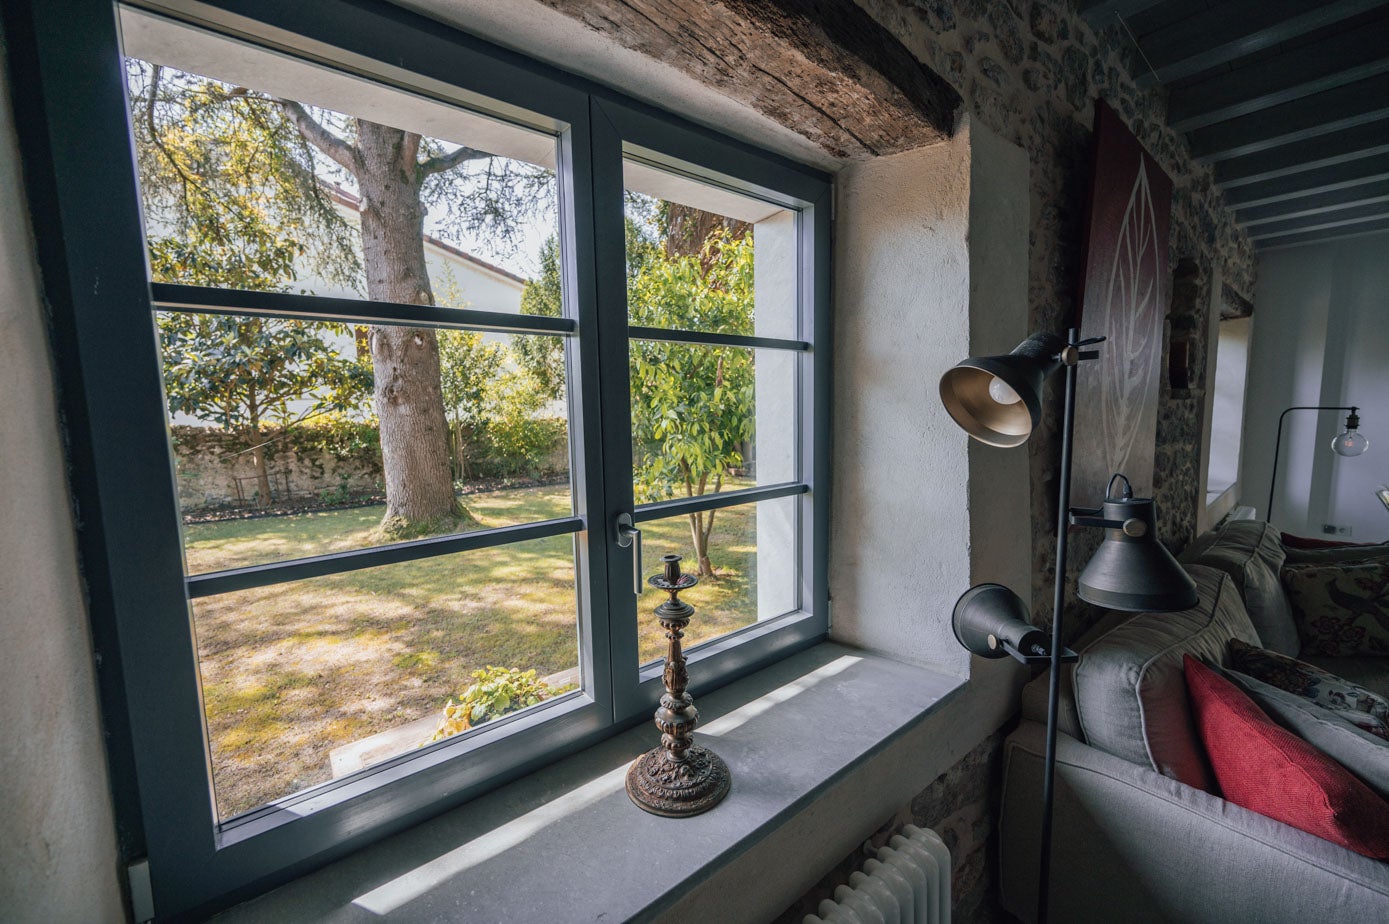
[629, 343, 795, 501]
[193, 537, 581, 822]
[624, 160, 798, 339]
[158, 311, 572, 574]
[123, 20, 562, 312]
[633, 497, 799, 665]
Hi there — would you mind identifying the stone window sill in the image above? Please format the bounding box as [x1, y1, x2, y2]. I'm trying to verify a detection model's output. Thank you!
[212, 643, 964, 922]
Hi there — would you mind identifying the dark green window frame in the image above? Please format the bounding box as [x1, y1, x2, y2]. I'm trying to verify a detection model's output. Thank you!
[4, 0, 831, 917]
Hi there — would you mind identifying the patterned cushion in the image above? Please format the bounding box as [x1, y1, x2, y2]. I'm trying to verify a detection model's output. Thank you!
[1228, 638, 1389, 740]
[1183, 520, 1298, 656]
[1282, 560, 1389, 657]
[1184, 656, 1389, 859]
[1220, 666, 1389, 801]
[1283, 541, 1389, 565]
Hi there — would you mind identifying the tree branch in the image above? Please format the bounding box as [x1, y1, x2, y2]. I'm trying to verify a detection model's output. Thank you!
[276, 99, 359, 173]
[417, 144, 492, 178]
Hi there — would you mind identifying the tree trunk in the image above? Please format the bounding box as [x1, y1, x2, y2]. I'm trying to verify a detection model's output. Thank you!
[249, 435, 272, 507]
[354, 120, 463, 534]
[687, 511, 715, 578]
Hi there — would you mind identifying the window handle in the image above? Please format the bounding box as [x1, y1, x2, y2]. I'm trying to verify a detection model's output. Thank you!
[615, 512, 642, 596]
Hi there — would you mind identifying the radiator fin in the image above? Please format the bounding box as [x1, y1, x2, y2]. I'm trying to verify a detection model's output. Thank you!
[805, 825, 951, 924]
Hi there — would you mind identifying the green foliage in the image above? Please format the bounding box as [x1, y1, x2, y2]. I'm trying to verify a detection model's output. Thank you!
[629, 232, 755, 504]
[515, 235, 565, 401]
[422, 667, 555, 743]
[129, 61, 361, 292]
[159, 313, 372, 434]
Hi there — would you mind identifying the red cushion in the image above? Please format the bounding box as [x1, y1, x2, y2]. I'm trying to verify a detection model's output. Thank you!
[1183, 655, 1389, 858]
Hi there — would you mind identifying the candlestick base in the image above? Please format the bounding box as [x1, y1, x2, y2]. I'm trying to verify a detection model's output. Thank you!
[625, 745, 730, 817]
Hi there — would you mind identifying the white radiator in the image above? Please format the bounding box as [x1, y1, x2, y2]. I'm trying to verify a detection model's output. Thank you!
[804, 824, 951, 924]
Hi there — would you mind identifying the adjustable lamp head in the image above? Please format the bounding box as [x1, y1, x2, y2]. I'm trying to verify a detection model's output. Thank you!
[938, 331, 1066, 448]
[1075, 475, 1198, 613]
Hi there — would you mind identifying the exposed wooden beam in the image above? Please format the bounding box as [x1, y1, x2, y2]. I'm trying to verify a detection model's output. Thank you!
[1255, 216, 1389, 249]
[533, 0, 961, 158]
[1137, 0, 1388, 86]
[1187, 74, 1389, 162]
[1214, 120, 1389, 187]
[1169, 17, 1389, 131]
[1239, 179, 1389, 226]
[1225, 153, 1389, 208]
[1078, 0, 1167, 26]
[1247, 201, 1389, 240]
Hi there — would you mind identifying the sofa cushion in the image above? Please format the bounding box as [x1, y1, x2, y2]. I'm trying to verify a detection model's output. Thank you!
[1184, 520, 1298, 656]
[1303, 655, 1389, 700]
[1221, 666, 1389, 801]
[1283, 541, 1389, 565]
[1282, 560, 1389, 657]
[1073, 565, 1259, 792]
[1229, 638, 1389, 740]
[1184, 656, 1389, 859]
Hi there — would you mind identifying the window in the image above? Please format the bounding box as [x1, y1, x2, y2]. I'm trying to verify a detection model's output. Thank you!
[13, 0, 829, 916]
[1205, 316, 1252, 509]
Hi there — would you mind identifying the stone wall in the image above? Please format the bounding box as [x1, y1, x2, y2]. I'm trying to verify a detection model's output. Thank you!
[855, 0, 1257, 634]
[772, 726, 1012, 923]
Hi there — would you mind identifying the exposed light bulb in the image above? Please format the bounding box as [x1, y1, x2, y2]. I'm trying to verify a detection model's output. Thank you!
[988, 377, 1023, 406]
[1332, 429, 1369, 457]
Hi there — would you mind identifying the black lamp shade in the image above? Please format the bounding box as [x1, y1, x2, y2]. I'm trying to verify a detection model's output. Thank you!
[952, 583, 1048, 658]
[939, 332, 1064, 448]
[1076, 497, 1198, 612]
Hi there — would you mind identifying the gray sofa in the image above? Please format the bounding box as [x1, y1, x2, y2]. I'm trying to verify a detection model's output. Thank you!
[998, 520, 1389, 922]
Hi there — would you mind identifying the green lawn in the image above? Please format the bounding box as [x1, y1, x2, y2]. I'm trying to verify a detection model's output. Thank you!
[185, 484, 762, 820]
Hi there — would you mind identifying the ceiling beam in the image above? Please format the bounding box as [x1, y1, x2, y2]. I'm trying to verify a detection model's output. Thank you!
[532, 0, 960, 158]
[1255, 215, 1389, 250]
[1137, 0, 1388, 86]
[1224, 152, 1389, 208]
[1214, 120, 1389, 187]
[1187, 74, 1389, 161]
[1168, 17, 1389, 131]
[1238, 179, 1389, 225]
[1078, 0, 1166, 26]
[1247, 201, 1389, 241]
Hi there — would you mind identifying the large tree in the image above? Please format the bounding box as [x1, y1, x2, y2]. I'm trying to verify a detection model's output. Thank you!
[130, 60, 548, 536]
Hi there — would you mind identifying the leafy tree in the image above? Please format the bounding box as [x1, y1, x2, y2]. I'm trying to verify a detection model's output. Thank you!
[160, 314, 371, 504]
[129, 59, 550, 536]
[132, 63, 370, 505]
[437, 329, 502, 480]
[629, 231, 756, 576]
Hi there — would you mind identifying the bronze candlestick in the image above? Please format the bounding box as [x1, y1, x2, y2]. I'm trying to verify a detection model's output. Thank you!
[626, 554, 731, 817]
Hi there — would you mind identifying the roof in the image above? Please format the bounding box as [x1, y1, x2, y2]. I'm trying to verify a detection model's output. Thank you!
[325, 185, 529, 286]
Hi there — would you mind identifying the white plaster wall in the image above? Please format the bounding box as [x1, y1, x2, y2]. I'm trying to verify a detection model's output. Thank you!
[1207, 316, 1251, 495]
[829, 115, 1031, 692]
[1243, 233, 1389, 540]
[0, 39, 125, 924]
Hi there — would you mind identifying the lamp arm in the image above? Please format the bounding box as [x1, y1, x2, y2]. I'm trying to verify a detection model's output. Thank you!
[1266, 405, 1361, 522]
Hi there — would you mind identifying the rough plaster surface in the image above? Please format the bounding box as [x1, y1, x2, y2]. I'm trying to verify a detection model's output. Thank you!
[0, 36, 124, 924]
[829, 130, 973, 672]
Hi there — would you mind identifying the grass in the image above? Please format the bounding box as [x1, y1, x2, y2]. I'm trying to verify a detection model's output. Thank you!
[185, 484, 763, 820]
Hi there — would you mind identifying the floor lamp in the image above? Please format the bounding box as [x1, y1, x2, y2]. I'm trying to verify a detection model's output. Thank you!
[939, 329, 1198, 924]
[1266, 406, 1369, 524]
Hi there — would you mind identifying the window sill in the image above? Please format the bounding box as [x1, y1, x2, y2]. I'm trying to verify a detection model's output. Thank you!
[211, 643, 965, 922]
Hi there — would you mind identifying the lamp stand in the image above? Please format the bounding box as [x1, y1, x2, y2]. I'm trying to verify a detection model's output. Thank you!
[1036, 328, 1081, 924]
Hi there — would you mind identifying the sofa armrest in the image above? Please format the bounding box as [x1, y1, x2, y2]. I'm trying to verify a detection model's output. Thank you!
[999, 721, 1389, 923]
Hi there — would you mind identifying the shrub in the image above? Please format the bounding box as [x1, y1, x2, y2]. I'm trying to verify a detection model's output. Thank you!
[421, 666, 555, 744]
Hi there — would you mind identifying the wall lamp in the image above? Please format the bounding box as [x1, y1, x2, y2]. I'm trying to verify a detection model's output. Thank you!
[1267, 405, 1369, 524]
[940, 330, 1196, 924]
